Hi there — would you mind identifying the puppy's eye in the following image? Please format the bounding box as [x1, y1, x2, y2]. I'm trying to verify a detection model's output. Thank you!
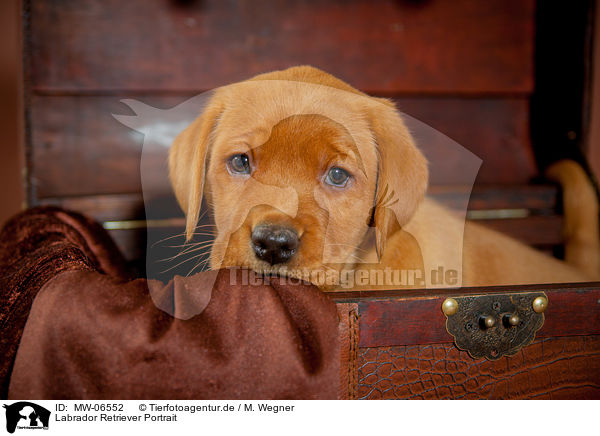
[325, 167, 351, 187]
[227, 153, 251, 175]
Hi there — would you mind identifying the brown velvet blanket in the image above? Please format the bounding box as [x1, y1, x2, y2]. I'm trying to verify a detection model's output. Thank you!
[0, 207, 342, 399]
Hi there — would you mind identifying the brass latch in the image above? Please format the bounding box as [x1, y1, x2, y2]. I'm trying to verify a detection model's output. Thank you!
[441, 292, 548, 360]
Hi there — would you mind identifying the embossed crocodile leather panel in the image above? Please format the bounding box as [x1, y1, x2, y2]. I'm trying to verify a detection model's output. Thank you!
[358, 336, 600, 399]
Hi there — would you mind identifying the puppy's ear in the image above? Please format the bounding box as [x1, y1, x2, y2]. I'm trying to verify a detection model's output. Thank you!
[370, 99, 428, 257]
[168, 99, 223, 241]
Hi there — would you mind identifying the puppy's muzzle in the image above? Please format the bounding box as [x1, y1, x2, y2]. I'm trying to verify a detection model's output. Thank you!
[251, 224, 299, 265]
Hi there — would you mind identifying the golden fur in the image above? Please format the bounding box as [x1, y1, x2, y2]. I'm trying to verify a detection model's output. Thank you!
[169, 66, 598, 289]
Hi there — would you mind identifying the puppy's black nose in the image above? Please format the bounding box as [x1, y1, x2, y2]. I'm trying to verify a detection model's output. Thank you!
[251, 224, 299, 265]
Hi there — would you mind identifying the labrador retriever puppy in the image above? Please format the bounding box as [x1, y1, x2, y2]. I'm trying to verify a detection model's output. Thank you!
[168, 66, 598, 290]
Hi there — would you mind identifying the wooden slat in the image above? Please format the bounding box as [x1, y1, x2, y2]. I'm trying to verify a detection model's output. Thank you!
[398, 97, 536, 184]
[429, 185, 559, 212]
[30, 95, 534, 198]
[40, 193, 145, 222]
[481, 215, 563, 247]
[74, 217, 564, 262]
[38, 184, 561, 262]
[39, 186, 560, 224]
[108, 217, 564, 262]
[29, 95, 181, 198]
[28, 0, 534, 94]
[326, 283, 600, 348]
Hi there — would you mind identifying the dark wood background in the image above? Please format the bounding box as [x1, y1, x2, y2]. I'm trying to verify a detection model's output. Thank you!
[24, 0, 589, 264]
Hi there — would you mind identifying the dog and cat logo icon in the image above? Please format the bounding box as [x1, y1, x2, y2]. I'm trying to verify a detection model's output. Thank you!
[3, 402, 50, 433]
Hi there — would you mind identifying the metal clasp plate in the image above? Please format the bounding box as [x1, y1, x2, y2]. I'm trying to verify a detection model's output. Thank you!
[441, 292, 548, 360]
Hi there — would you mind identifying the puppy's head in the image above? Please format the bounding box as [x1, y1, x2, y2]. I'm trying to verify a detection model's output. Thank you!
[168, 66, 428, 284]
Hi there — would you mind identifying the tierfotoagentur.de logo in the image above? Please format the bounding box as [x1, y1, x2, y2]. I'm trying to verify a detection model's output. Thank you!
[3, 402, 50, 434]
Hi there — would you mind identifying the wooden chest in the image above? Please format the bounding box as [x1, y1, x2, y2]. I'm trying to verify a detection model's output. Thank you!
[331, 284, 600, 399]
[22, 0, 600, 398]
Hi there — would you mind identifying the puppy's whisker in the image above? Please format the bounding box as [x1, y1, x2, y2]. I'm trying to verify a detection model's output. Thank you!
[187, 257, 212, 277]
[347, 254, 366, 264]
[173, 243, 215, 259]
[319, 264, 338, 273]
[151, 223, 216, 247]
[157, 242, 215, 263]
[163, 235, 216, 248]
[167, 239, 215, 256]
[193, 224, 217, 229]
[151, 231, 189, 247]
[158, 239, 218, 265]
[187, 244, 226, 276]
[177, 240, 226, 264]
[158, 250, 212, 268]
[158, 247, 217, 274]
